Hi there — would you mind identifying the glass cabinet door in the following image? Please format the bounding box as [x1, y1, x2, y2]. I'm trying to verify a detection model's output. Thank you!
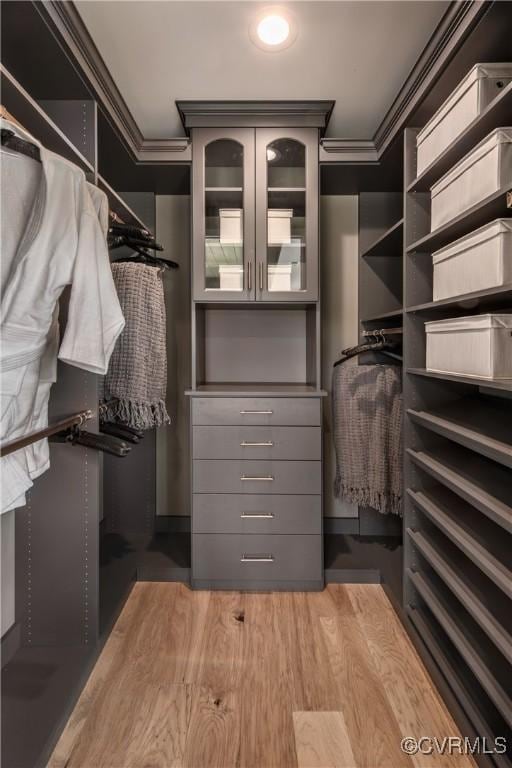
[256, 128, 319, 301]
[193, 129, 255, 301]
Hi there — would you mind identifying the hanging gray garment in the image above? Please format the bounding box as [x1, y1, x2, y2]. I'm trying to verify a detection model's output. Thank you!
[101, 262, 170, 430]
[332, 363, 402, 515]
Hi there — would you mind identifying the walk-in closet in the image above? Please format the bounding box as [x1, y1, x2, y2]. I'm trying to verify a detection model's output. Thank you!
[1, 2, 511, 767]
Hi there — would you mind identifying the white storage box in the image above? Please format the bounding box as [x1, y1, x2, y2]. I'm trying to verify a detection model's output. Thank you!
[432, 219, 512, 301]
[268, 264, 292, 291]
[416, 63, 512, 176]
[268, 209, 292, 245]
[220, 209, 242, 244]
[425, 314, 512, 379]
[430, 128, 512, 230]
[219, 264, 243, 291]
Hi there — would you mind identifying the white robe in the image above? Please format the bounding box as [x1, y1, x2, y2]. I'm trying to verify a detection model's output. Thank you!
[0, 118, 125, 514]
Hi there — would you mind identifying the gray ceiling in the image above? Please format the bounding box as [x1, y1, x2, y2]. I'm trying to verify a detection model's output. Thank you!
[76, 0, 449, 139]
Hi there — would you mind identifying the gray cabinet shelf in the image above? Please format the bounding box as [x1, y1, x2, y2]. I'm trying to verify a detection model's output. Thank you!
[407, 528, 512, 662]
[407, 367, 512, 392]
[360, 218, 403, 259]
[406, 285, 512, 315]
[407, 447, 512, 533]
[408, 569, 512, 728]
[407, 488, 511, 595]
[408, 81, 512, 193]
[361, 308, 403, 323]
[407, 401, 512, 467]
[406, 188, 511, 255]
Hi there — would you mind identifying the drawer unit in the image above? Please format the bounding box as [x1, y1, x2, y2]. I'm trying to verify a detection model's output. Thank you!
[191, 397, 321, 426]
[193, 459, 322, 495]
[193, 494, 322, 534]
[192, 533, 323, 588]
[192, 426, 321, 460]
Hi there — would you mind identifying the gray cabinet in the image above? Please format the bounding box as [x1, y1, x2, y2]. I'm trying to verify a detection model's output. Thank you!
[192, 127, 319, 302]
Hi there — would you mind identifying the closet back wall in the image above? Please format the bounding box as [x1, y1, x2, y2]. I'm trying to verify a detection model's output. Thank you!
[156, 195, 191, 519]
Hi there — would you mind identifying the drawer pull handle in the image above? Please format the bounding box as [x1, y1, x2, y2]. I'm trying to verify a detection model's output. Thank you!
[240, 475, 274, 481]
[240, 512, 275, 519]
[241, 554, 274, 563]
[240, 410, 273, 415]
[240, 441, 274, 447]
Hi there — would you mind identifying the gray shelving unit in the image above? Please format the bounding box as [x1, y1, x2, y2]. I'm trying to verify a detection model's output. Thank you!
[403, 77, 512, 766]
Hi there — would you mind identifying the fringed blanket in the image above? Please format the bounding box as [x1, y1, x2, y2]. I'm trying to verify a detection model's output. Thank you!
[101, 262, 170, 430]
[332, 363, 402, 516]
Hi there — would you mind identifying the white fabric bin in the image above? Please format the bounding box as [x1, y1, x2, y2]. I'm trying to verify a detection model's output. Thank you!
[416, 63, 512, 176]
[425, 314, 512, 379]
[430, 128, 512, 231]
[219, 264, 243, 291]
[268, 264, 292, 291]
[432, 219, 512, 301]
[268, 209, 292, 245]
[220, 209, 242, 244]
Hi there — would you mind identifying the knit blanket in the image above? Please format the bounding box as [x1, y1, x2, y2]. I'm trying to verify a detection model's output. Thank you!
[101, 262, 170, 430]
[332, 363, 402, 516]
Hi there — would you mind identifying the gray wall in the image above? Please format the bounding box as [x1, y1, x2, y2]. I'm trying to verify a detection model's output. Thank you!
[321, 195, 359, 519]
[155, 196, 191, 517]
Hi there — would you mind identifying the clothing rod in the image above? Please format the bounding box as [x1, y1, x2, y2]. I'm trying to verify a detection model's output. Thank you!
[0, 409, 93, 457]
[363, 327, 403, 336]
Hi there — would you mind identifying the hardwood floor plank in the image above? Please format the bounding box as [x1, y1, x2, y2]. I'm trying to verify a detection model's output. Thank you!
[183, 592, 245, 768]
[319, 586, 413, 768]
[347, 585, 476, 768]
[239, 593, 298, 768]
[293, 711, 356, 768]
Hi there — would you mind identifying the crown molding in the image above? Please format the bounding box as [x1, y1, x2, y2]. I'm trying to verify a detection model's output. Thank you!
[176, 100, 335, 135]
[34, 0, 190, 163]
[35, 0, 489, 165]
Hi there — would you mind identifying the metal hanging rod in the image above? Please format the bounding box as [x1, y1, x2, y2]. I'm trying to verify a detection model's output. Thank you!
[363, 327, 403, 337]
[0, 409, 93, 457]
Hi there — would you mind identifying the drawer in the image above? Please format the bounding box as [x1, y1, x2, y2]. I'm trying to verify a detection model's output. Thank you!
[191, 397, 321, 426]
[193, 426, 321, 460]
[192, 533, 323, 585]
[193, 494, 322, 534]
[193, 460, 321, 495]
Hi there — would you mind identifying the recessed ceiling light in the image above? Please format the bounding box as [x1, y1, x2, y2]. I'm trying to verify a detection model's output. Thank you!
[258, 15, 289, 46]
[250, 7, 297, 52]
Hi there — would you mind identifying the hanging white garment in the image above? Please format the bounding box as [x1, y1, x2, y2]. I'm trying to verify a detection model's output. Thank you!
[0, 118, 125, 513]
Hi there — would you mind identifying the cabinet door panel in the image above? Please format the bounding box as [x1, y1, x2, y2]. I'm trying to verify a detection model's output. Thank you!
[256, 128, 319, 302]
[193, 128, 255, 301]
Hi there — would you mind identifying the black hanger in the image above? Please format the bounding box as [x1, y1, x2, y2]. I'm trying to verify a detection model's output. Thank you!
[109, 221, 153, 240]
[113, 245, 179, 271]
[334, 339, 403, 367]
[51, 424, 131, 457]
[100, 422, 144, 444]
[108, 234, 165, 252]
[1, 128, 41, 162]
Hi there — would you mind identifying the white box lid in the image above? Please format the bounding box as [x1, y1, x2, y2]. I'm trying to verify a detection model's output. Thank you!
[268, 264, 293, 274]
[430, 127, 512, 198]
[417, 64, 512, 146]
[432, 218, 512, 264]
[268, 209, 293, 219]
[425, 313, 512, 333]
[218, 264, 243, 273]
[220, 208, 242, 218]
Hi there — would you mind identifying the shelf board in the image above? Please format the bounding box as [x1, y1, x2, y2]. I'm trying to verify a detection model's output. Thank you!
[97, 175, 149, 230]
[406, 605, 511, 768]
[407, 447, 512, 533]
[205, 187, 243, 192]
[407, 367, 512, 392]
[408, 568, 512, 727]
[408, 82, 512, 193]
[407, 528, 512, 662]
[361, 218, 404, 259]
[407, 488, 511, 597]
[406, 188, 511, 255]
[268, 187, 306, 192]
[361, 308, 403, 323]
[186, 383, 327, 397]
[407, 401, 512, 468]
[0, 64, 93, 173]
[407, 285, 512, 315]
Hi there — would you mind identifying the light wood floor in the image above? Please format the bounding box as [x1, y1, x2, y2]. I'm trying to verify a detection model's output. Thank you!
[49, 583, 475, 768]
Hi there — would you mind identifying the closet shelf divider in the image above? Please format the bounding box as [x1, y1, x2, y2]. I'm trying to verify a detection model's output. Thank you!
[407, 367, 512, 392]
[360, 218, 403, 259]
[406, 284, 512, 315]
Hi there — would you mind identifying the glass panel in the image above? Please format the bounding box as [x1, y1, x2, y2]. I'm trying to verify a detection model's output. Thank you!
[266, 139, 306, 292]
[204, 139, 244, 291]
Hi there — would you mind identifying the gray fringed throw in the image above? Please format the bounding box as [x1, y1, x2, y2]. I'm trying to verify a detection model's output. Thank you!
[101, 262, 170, 430]
[332, 364, 402, 516]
